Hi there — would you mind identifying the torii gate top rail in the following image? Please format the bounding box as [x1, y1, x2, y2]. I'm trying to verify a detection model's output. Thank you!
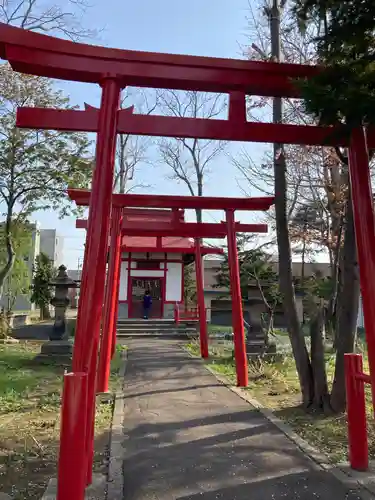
[68, 188, 275, 211]
[76, 218, 268, 238]
[3, 19, 375, 493]
[3, 23, 375, 148]
[0, 22, 317, 96]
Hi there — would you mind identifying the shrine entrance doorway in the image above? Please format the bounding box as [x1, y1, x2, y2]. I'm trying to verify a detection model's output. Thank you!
[129, 277, 163, 319]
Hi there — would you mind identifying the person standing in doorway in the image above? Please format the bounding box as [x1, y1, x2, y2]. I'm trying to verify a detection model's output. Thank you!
[143, 290, 152, 319]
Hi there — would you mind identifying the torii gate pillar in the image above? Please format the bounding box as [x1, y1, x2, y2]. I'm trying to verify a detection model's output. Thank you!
[226, 209, 248, 387]
[97, 206, 123, 393]
[195, 238, 209, 358]
[348, 127, 375, 407]
[72, 78, 121, 483]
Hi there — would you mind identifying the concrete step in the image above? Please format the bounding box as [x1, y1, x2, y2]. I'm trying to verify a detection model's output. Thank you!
[117, 323, 182, 328]
[117, 323, 194, 328]
[116, 331, 195, 339]
[117, 318, 175, 325]
[116, 317, 197, 338]
[117, 319, 198, 325]
[117, 328, 197, 334]
[246, 340, 266, 346]
[118, 319, 175, 324]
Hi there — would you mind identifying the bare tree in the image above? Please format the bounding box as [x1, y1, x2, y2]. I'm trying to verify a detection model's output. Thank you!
[0, 64, 92, 297]
[157, 90, 227, 223]
[0, 0, 95, 39]
[233, 0, 362, 412]
[114, 89, 159, 194]
[0, 0, 95, 298]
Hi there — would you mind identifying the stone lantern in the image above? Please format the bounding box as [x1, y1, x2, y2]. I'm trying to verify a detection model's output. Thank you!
[49, 265, 78, 341]
[37, 265, 78, 364]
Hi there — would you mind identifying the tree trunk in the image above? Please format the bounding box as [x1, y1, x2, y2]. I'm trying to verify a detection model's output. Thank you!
[0, 211, 16, 300]
[330, 194, 360, 413]
[118, 135, 126, 194]
[301, 234, 306, 324]
[195, 208, 202, 224]
[196, 175, 203, 223]
[271, 0, 313, 407]
[326, 223, 342, 342]
[40, 304, 51, 321]
[310, 304, 331, 412]
[275, 152, 314, 406]
[265, 308, 274, 345]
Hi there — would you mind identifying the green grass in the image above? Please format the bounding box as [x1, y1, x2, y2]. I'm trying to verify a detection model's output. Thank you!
[207, 324, 233, 334]
[0, 341, 125, 499]
[186, 339, 375, 464]
[67, 318, 76, 337]
[0, 343, 62, 413]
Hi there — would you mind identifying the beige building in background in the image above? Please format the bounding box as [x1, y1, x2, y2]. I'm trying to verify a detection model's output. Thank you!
[0, 223, 64, 312]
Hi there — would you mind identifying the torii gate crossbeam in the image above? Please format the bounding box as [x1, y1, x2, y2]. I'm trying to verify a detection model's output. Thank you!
[2, 20, 375, 496]
[70, 190, 273, 394]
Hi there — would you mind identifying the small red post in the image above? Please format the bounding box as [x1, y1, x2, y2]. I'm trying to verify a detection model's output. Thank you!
[111, 253, 122, 359]
[57, 372, 88, 500]
[225, 209, 248, 387]
[344, 353, 368, 470]
[85, 335, 101, 486]
[97, 206, 123, 393]
[174, 303, 180, 324]
[72, 237, 90, 369]
[228, 91, 246, 123]
[195, 238, 209, 358]
[348, 127, 375, 412]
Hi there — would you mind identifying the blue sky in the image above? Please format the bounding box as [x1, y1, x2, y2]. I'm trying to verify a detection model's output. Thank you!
[33, 0, 271, 268]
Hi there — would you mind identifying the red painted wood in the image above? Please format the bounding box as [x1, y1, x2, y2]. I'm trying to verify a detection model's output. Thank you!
[226, 209, 248, 388]
[345, 354, 369, 470]
[348, 128, 375, 413]
[97, 206, 123, 394]
[57, 372, 88, 500]
[2, 17, 374, 482]
[119, 246, 223, 255]
[17, 105, 375, 147]
[111, 244, 122, 359]
[76, 218, 268, 237]
[121, 246, 224, 255]
[195, 239, 208, 359]
[1, 22, 318, 97]
[136, 261, 161, 270]
[69, 188, 274, 211]
[69, 78, 121, 486]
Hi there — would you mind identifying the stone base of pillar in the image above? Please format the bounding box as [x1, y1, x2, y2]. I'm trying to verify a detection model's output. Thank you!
[35, 339, 74, 366]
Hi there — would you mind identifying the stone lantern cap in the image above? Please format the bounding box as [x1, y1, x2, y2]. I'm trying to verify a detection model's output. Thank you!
[49, 265, 78, 288]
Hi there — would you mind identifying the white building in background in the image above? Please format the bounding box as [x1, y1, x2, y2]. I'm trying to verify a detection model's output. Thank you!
[40, 229, 64, 268]
[0, 223, 64, 312]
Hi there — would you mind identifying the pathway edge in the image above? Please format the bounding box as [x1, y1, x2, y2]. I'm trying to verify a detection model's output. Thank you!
[181, 346, 375, 499]
[107, 349, 128, 500]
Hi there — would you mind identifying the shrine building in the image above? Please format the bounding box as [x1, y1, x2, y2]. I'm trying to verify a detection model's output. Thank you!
[116, 208, 222, 319]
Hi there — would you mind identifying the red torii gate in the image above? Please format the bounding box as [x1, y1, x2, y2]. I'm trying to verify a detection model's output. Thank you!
[1, 20, 375, 497]
[69, 187, 273, 392]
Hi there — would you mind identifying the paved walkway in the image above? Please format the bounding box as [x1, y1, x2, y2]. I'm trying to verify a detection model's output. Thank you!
[121, 338, 366, 499]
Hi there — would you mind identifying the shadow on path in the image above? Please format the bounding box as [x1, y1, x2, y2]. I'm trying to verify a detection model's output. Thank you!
[121, 338, 364, 500]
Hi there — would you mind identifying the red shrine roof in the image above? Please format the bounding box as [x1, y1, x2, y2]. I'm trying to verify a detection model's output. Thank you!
[121, 208, 222, 255]
[123, 236, 190, 248]
[123, 208, 184, 224]
[121, 235, 223, 255]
